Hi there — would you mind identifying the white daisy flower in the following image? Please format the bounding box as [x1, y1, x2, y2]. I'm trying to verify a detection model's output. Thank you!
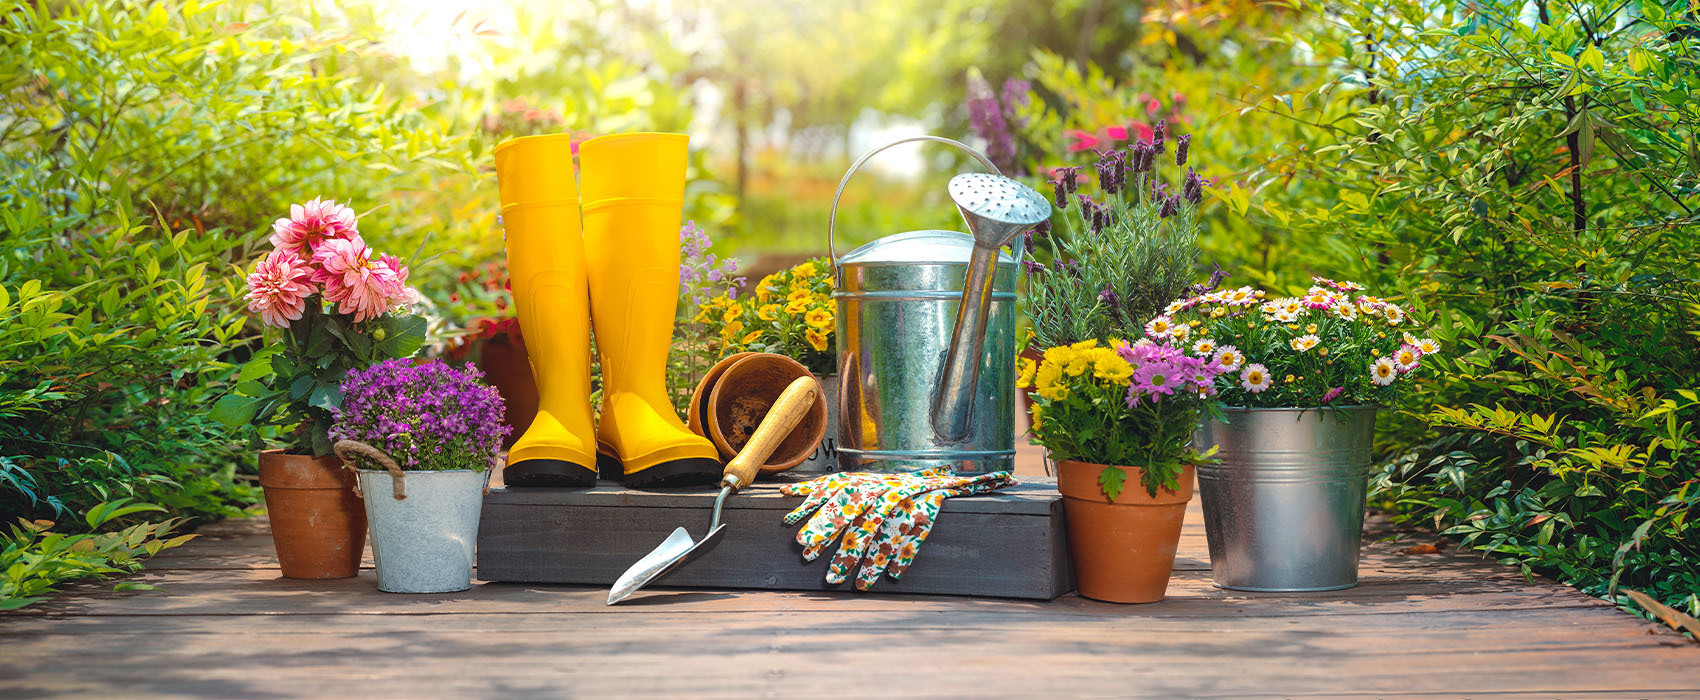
[1383, 304, 1406, 324]
[1192, 339, 1217, 357]
[1416, 337, 1440, 355]
[1273, 308, 1301, 323]
[1169, 324, 1191, 342]
[1394, 344, 1421, 372]
[1333, 304, 1358, 320]
[1213, 346, 1245, 372]
[1371, 357, 1398, 386]
[1240, 363, 1272, 393]
[1144, 315, 1175, 339]
[1290, 334, 1321, 352]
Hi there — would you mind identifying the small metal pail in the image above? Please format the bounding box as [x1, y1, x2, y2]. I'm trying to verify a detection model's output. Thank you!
[1195, 406, 1378, 591]
[358, 469, 489, 594]
[827, 137, 1021, 474]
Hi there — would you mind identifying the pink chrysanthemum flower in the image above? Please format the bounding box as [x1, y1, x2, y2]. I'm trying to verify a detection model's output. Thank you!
[271, 198, 360, 258]
[246, 249, 316, 328]
[312, 236, 401, 323]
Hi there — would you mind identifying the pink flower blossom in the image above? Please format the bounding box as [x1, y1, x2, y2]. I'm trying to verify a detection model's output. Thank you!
[1066, 130, 1101, 153]
[270, 198, 360, 258]
[1127, 122, 1154, 144]
[312, 236, 401, 323]
[1105, 125, 1128, 141]
[246, 249, 316, 328]
[377, 253, 422, 308]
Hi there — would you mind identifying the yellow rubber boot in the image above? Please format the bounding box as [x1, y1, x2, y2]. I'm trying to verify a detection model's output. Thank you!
[579, 132, 721, 488]
[493, 134, 598, 487]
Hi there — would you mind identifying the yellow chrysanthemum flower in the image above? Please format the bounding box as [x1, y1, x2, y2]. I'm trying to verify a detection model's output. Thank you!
[1016, 357, 1037, 389]
[805, 328, 829, 351]
[1069, 339, 1099, 351]
[1092, 354, 1134, 385]
[804, 308, 833, 328]
[1034, 360, 1065, 394]
[1030, 403, 1044, 430]
[1042, 345, 1075, 367]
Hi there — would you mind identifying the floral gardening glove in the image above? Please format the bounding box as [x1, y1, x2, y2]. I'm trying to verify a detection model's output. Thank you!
[780, 470, 1017, 591]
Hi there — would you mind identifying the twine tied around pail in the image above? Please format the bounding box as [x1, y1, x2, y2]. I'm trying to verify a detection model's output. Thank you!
[333, 440, 408, 500]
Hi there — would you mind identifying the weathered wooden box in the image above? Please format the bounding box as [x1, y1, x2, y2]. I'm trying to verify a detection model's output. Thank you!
[476, 476, 1073, 600]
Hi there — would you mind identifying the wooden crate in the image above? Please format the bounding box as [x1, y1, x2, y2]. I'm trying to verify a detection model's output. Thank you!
[476, 476, 1073, 600]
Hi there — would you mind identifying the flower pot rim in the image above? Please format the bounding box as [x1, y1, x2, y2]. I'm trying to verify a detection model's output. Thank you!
[353, 468, 487, 474]
[1217, 404, 1379, 413]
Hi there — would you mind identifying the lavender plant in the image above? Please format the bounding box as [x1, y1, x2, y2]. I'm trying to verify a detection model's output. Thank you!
[328, 359, 510, 472]
[1024, 121, 1208, 350]
[967, 72, 1031, 176]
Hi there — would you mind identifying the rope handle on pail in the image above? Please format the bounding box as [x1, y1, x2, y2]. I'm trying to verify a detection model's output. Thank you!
[333, 440, 406, 501]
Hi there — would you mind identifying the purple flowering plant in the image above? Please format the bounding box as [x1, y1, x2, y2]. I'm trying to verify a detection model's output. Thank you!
[328, 359, 510, 472]
[668, 221, 747, 412]
[1022, 121, 1212, 353]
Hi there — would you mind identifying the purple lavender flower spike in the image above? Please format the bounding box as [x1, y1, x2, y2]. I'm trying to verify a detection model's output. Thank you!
[1099, 283, 1119, 306]
[1152, 120, 1167, 155]
[1175, 134, 1191, 167]
[1159, 194, 1180, 218]
[1022, 259, 1045, 276]
[1053, 179, 1068, 209]
[1183, 168, 1205, 204]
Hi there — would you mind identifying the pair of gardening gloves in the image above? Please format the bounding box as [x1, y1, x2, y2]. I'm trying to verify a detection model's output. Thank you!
[780, 469, 1016, 591]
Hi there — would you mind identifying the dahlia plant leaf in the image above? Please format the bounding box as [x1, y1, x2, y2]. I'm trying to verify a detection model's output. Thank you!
[208, 394, 262, 428]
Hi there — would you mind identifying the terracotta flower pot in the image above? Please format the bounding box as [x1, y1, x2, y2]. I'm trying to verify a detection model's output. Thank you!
[689, 352, 828, 474]
[257, 450, 367, 579]
[475, 332, 539, 450]
[1056, 459, 1195, 603]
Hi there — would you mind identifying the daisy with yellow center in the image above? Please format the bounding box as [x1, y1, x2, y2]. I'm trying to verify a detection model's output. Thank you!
[1371, 357, 1398, 385]
[1383, 304, 1406, 324]
[1144, 315, 1175, 338]
[1290, 334, 1321, 352]
[1169, 324, 1191, 342]
[1333, 303, 1358, 320]
[1394, 344, 1421, 371]
[1213, 346, 1244, 372]
[1192, 339, 1217, 356]
[1415, 337, 1440, 354]
[1240, 363, 1272, 393]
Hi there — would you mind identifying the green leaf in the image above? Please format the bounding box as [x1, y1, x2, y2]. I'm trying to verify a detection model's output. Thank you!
[308, 382, 341, 411]
[208, 394, 263, 428]
[84, 501, 165, 529]
[1098, 465, 1127, 503]
[375, 314, 426, 359]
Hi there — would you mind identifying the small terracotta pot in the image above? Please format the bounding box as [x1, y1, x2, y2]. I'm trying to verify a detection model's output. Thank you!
[1056, 459, 1195, 603]
[690, 353, 828, 474]
[258, 450, 367, 579]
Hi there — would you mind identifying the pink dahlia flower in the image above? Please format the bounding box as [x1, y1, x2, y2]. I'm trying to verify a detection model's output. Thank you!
[312, 236, 401, 323]
[271, 198, 359, 258]
[246, 249, 316, 328]
[377, 253, 422, 308]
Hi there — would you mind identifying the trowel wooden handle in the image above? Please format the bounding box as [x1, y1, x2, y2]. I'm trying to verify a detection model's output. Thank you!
[722, 376, 819, 491]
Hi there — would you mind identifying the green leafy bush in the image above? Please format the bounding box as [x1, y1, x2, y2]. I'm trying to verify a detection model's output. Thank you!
[1, 499, 196, 610]
[0, 1, 464, 525]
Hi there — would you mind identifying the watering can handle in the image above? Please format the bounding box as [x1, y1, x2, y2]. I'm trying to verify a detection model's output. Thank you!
[826, 136, 1001, 283]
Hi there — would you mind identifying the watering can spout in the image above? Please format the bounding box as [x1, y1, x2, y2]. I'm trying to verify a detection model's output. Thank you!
[931, 173, 1052, 443]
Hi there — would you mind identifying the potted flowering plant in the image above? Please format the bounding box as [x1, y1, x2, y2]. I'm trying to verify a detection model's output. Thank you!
[212, 198, 425, 579]
[1154, 276, 1441, 591]
[329, 359, 508, 593]
[1021, 338, 1219, 603]
[694, 257, 838, 472]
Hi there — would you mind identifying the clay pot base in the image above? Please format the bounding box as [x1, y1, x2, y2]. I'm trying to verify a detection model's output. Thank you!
[1056, 460, 1195, 604]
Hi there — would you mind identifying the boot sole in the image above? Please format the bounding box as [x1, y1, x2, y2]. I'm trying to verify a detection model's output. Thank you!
[601, 454, 723, 489]
[504, 459, 597, 488]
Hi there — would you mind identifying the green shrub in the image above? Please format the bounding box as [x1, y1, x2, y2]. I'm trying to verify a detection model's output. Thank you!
[1, 498, 197, 610]
[0, 1, 464, 525]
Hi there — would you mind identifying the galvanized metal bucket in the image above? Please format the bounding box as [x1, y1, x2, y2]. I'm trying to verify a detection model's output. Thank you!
[828, 137, 1023, 475]
[357, 469, 490, 594]
[1195, 406, 1378, 591]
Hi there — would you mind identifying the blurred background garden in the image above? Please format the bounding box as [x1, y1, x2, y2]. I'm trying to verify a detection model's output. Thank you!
[2, 0, 1696, 623]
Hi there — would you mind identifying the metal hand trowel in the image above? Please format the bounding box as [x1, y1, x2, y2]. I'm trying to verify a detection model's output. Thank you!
[931, 171, 1051, 442]
[607, 376, 822, 605]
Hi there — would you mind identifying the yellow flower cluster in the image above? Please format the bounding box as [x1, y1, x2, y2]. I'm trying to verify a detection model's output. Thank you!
[1018, 339, 1135, 403]
[698, 258, 836, 357]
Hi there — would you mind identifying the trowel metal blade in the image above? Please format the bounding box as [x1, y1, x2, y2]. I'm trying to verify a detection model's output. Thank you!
[606, 524, 727, 605]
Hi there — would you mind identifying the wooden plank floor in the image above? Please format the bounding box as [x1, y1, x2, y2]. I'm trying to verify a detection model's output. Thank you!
[3, 444, 1696, 699]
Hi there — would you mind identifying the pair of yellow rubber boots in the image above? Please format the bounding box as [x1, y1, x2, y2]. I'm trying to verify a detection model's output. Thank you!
[493, 132, 720, 488]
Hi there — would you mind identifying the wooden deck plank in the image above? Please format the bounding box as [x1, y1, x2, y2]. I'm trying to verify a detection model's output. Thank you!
[2, 442, 1695, 698]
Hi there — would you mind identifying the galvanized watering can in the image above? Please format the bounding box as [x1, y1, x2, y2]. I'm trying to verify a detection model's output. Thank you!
[828, 136, 1051, 474]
